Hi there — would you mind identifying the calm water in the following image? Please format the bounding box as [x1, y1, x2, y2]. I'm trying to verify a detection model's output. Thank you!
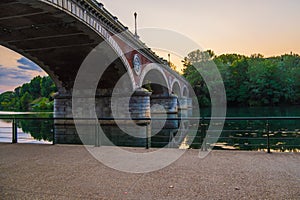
[0, 106, 299, 151]
[0, 112, 53, 144]
[196, 106, 300, 151]
[200, 105, 300, 117]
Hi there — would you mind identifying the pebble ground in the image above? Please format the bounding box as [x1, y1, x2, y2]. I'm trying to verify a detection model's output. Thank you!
[0, 143, 299, 199]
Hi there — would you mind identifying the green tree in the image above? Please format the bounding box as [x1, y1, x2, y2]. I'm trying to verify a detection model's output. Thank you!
[29, 76, 42, 99]
[20, 92, 33, 111]
[41, 76, 56, 99]
[0, 76, 57, 111]
[182, 50, 221, 107]
[182, 50, 300, 107]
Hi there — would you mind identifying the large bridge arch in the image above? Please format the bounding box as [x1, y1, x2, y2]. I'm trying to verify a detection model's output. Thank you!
[0, 0, 136, 93]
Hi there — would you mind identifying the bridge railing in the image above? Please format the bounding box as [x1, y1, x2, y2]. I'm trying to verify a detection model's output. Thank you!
[0, 116, 299, 152]
[44, 0, 176, 73]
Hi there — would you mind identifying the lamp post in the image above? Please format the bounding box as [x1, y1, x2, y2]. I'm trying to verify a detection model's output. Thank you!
[134, 12, 138, 38]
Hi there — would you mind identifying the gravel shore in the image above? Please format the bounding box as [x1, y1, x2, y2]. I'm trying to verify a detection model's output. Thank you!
[0, 143, 299, 199]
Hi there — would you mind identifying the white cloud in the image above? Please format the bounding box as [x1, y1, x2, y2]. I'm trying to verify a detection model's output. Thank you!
[0, 46, 46, 93]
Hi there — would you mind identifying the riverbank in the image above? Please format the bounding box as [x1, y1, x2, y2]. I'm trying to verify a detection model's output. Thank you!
[0, 143, 299, 199]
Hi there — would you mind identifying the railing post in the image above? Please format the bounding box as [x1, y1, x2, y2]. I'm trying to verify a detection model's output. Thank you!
[145, 123, 151, 149]
[95, 119, 100, 147]
[12, 119, 17, 144]
[201, 117, 207, 151]
[266, 120, 271, 153]
[52, 119, 55, 145]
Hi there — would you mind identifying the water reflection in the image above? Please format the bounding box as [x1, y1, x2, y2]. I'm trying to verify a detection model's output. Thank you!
[0, 119, 53, 144]
[189, 119, 300, 152]
[0, 107, 299, 151]
[18, 119, 54, 142]
[0, 112, 53, 144]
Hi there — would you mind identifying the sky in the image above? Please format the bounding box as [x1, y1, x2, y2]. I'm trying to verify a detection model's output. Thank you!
[1, 0, 300, 93]
[0, 46, 46, 93]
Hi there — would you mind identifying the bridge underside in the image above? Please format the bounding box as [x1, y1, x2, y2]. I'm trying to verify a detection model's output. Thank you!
[0, 0, 129, 93]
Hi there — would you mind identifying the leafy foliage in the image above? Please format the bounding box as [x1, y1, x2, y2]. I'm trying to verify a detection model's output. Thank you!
[182, 50, 300, 107]
[0, 76, 57, 111]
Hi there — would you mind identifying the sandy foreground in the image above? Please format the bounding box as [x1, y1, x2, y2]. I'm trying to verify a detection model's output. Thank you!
[0, 143, 299, 200]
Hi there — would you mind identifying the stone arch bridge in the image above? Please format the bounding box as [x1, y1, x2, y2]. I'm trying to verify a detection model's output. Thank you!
[0, 0, 192, 143]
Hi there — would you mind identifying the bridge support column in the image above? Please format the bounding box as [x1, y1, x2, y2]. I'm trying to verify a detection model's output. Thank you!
[54, 92, 79, 144]
[178, 97, 188, 110]
[187, 98, 193, 108]
[150, 94, 178, 114]
[129, 88, 152, 120]
[53, 88, 152, 144]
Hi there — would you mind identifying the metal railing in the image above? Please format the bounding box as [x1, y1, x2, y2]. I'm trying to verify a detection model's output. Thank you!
[0, 116, 299, 153]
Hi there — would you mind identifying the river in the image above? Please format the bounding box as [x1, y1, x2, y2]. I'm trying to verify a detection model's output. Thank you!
[0, 106, 299, 151]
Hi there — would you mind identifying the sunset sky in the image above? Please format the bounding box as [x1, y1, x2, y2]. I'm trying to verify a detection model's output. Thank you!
[1, 0, 300, 93]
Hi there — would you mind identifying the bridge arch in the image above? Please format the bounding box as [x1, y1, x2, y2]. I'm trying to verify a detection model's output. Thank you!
[139, 63, 170, 95]
[0, 0, 136, 93]
[182, 86, 189, 97]
[171, 79, 181, 97]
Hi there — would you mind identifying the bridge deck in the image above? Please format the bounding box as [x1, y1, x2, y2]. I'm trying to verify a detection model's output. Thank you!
[0, 143, 299, 199]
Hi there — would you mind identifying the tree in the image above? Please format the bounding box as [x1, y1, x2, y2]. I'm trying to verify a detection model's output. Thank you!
[28, 76, 42, 99]
[182, 50, 219, 107]
[20, 92, 33, 111]
[182, 50, 300, 107]
[0, 76, 57, 111]
[41, 76, 56, 99]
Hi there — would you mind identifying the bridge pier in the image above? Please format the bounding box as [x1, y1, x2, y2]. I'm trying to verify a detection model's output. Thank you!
[54, 92, 79, 144]
[187, 98, 193, 108]
[178, 97, 188, 110]
[54, 88, 152, 144]
[150, 94, 178, 114]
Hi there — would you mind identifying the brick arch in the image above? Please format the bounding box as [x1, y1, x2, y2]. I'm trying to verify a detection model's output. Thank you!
[171, 79, 181, 97]
[139, 63, 170, 94]
[182, 86, 189, 97]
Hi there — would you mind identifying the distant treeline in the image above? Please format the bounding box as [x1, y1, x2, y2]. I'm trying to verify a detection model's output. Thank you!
[182, 50, 300, 107]
[0, 76, 57, 111]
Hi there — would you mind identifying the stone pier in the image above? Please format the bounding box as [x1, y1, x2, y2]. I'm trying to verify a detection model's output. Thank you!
[150, 94, 178, 114]
[53, 89, 192, 144]
[178, 97, 188, 110]
[54, 88, 152, 144]
[187, 98, 193, 108]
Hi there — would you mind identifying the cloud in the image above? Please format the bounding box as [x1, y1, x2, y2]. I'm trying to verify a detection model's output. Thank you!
[17, 57, 43, 72]
[0, 67, 32, 84]
[0, 67, 33, 93]
[0, 46, 47, 93]
[0, 59, 46, 93]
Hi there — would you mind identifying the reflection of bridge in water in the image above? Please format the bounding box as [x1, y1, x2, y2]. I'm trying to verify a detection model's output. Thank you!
[56, 110, 194, 148]
[0, 0, 193, 143]
[0, 110, 196, 148]
[0, 114, 300, 151]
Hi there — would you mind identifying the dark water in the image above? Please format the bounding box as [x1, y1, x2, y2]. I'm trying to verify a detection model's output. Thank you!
[195, 106, 300, 151]
[0, 106, 299, 151]
[200, 105, 300, 117]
